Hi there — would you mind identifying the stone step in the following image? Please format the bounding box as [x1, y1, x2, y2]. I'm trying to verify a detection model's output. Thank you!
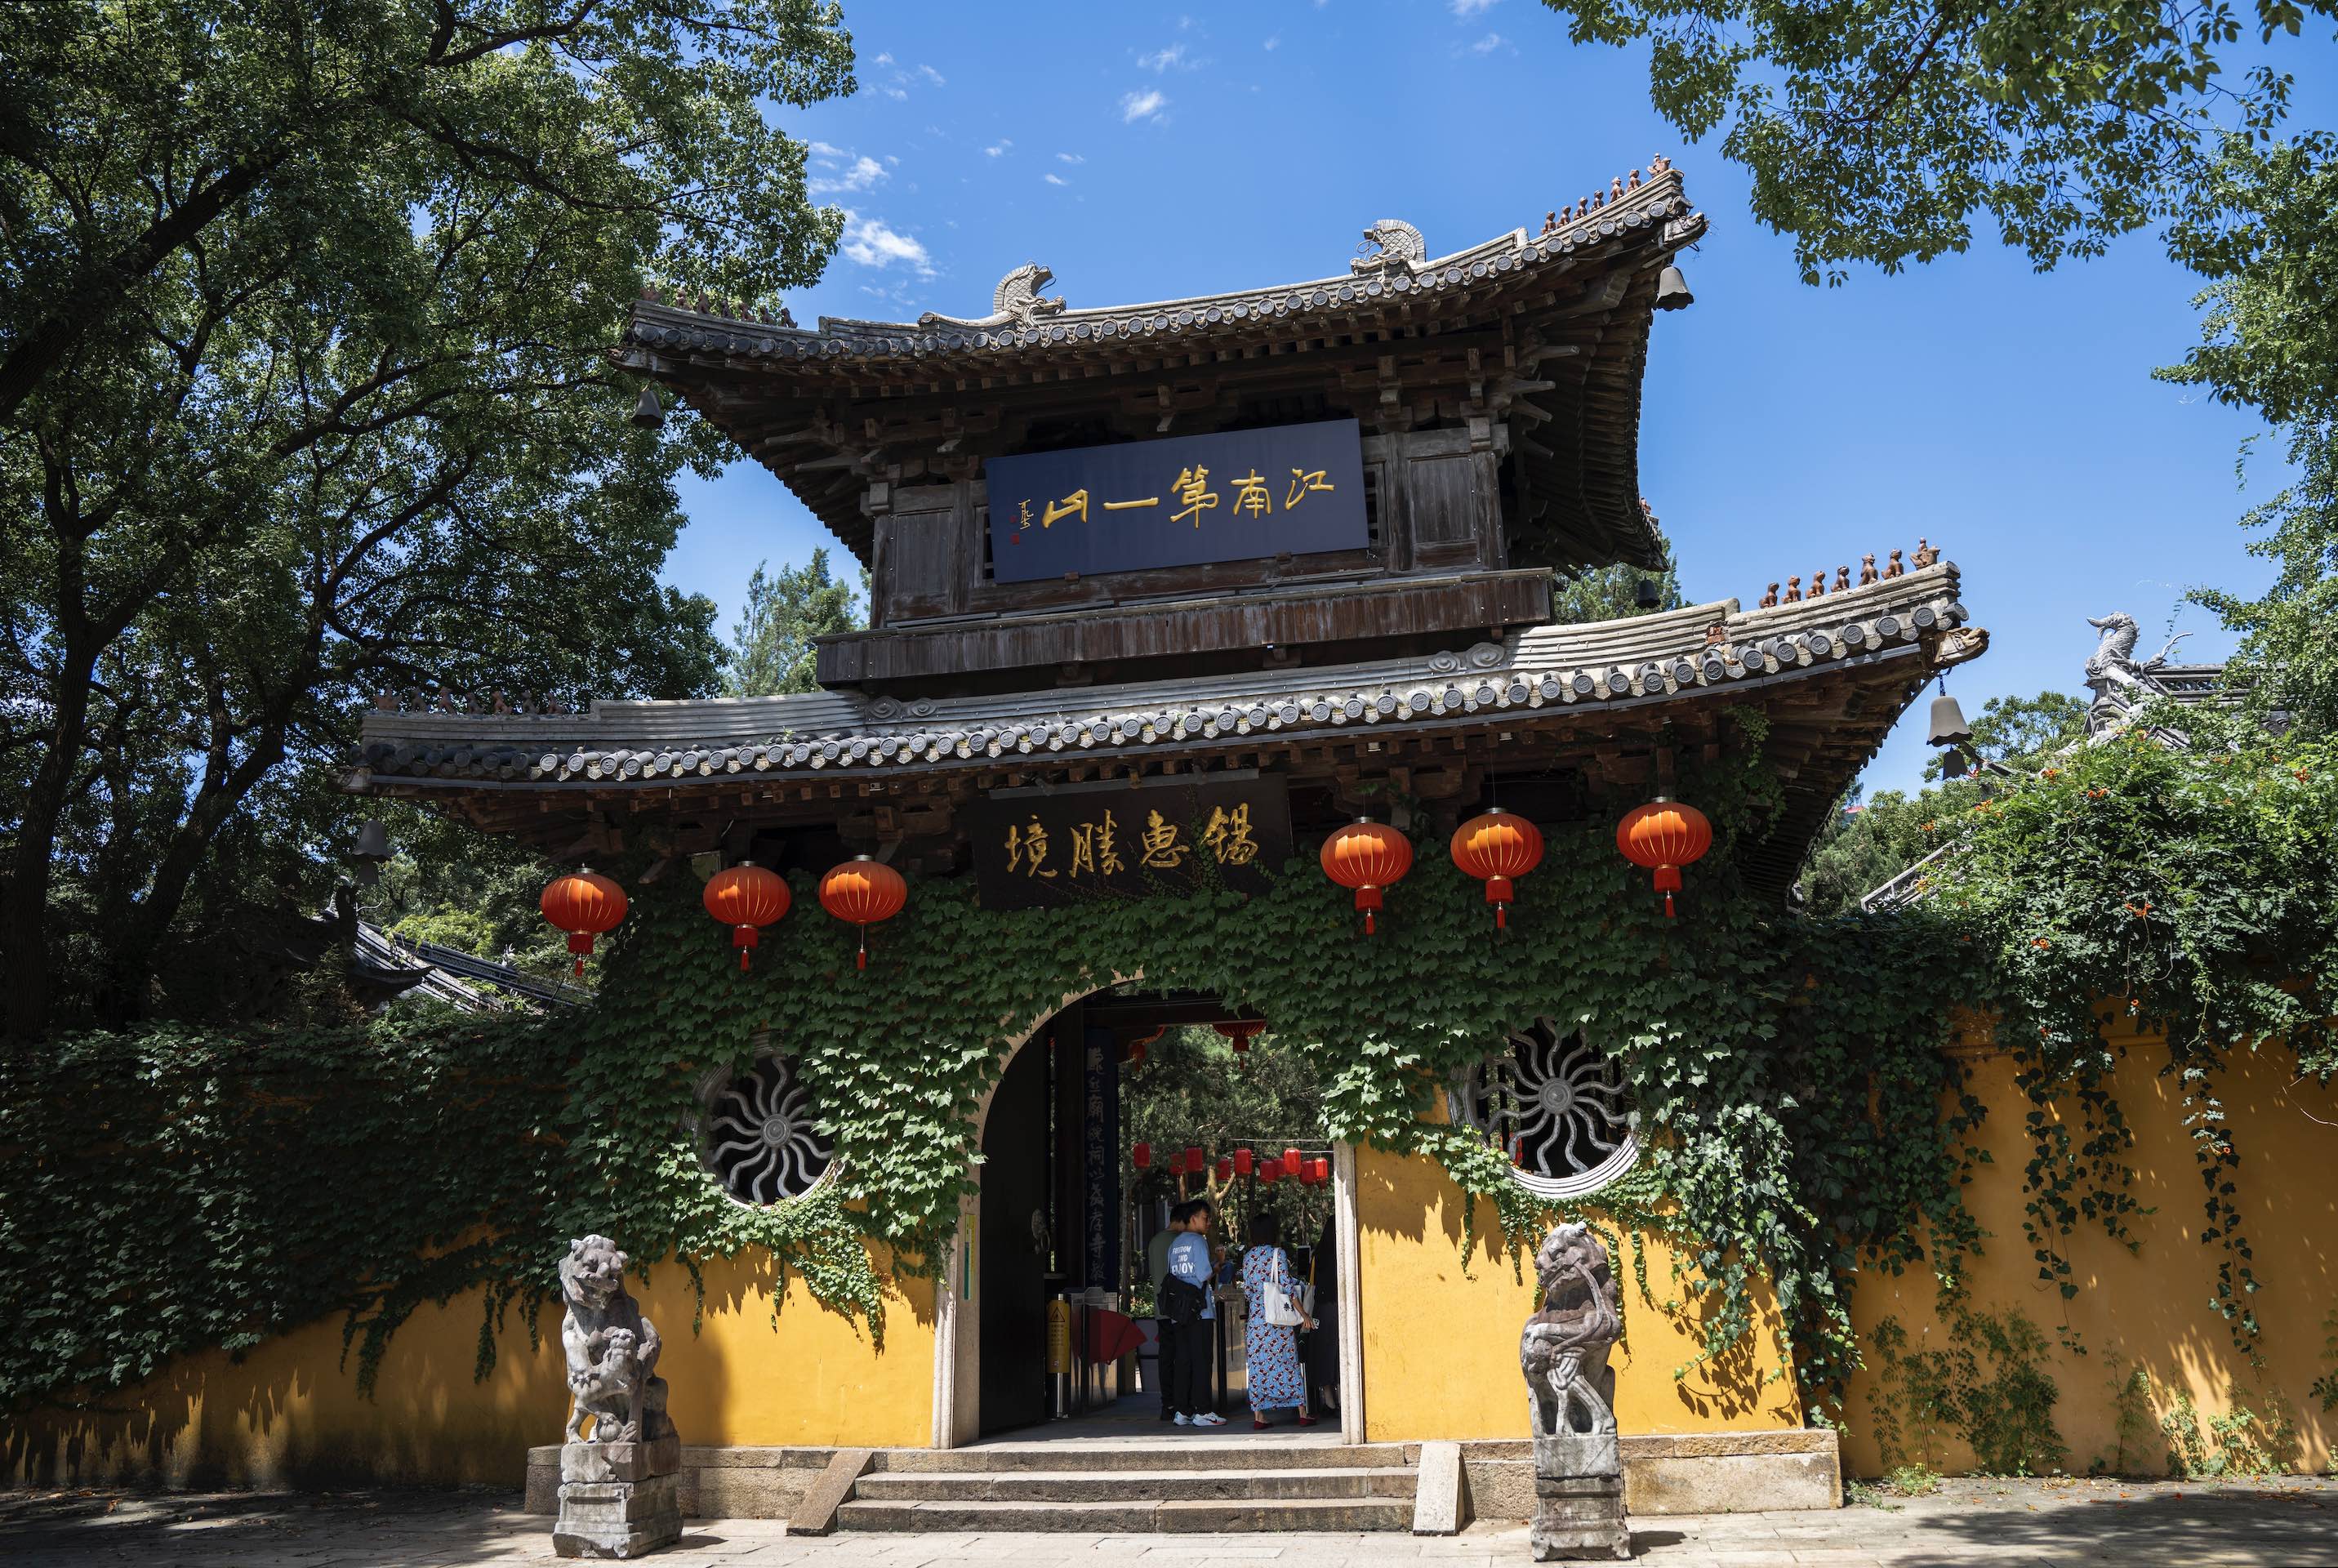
[876, 1441, 1409, 1473]
[855, 1466, 1418, 1503]
[835, 1495, 1416, 1533]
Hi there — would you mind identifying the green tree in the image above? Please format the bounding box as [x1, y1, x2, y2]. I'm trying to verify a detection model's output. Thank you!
[1798, 691, 2086, 916]
[723, 550, 866, 697]
[1532, 0, 2325, 282]
[0, 1, 855, 1032]
[1553, 512, 1683, 622]
[2161, 135, 2338, 735]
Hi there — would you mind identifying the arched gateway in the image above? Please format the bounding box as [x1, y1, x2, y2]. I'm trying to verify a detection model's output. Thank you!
[339, 160, 1980, 1511]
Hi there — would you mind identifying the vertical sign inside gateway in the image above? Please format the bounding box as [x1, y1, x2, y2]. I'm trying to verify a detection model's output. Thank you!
[984, 417, 1367, 582]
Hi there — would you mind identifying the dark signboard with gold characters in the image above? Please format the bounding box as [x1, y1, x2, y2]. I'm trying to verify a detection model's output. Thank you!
[984, 418, 1367, 583]
[966, 773, 1293, 911]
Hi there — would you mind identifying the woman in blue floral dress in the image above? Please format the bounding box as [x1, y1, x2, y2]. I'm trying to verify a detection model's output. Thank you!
[1239, 1212, 1317, 1428]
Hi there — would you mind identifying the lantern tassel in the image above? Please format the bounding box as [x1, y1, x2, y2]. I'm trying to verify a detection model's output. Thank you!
[574, 956, 586, 978]
[857, 930, 868, 970]
[1663, 890, 1677, 918]
[1364, 908, 1375, 936]
[1496, 903, 1507, 931]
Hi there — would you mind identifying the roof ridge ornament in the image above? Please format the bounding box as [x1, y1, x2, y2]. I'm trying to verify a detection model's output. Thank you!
[919, 262, 1067, 330]
[1352, 220, 1427, 276]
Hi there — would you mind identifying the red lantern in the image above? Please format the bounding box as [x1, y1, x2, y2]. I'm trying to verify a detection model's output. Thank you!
[1214, 1019, 1263, 1056]
[1261, 1158, 1283, 1183]
[1126, 1040, 1148, 1067]
[1310, 1156, 1330, 1185]
[1450, 808, 1546, 931]
[1282, 1145, 1301, 1174]
[1617, 799, 1713, 918]
[1234, 1148, 1254, 1177]
[1133, 1142, 1152, 1169]
[1215, 1156, 1233, 1183]
[702, 862, 790, 972]
[1319, 818, 1413, 934]
[817, 856, 907, 969]
[541, 869, 627, 977]
[1183, 1146, 1204, 1175]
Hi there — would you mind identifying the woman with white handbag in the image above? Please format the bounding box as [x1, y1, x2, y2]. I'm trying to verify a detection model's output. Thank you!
[1237, 1212, 1317, 1429]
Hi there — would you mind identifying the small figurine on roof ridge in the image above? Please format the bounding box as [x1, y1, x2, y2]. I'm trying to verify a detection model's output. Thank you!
[1834, 566, 1850, 593]
[1913, 537, 1940, 568]
[1759, 583, 1779, 609]
[1884, 549, 1905, 579]
[1784, 576, 1801, 603]
[1859, 554, 1879, 586]
[1807, 569, 1826, 598]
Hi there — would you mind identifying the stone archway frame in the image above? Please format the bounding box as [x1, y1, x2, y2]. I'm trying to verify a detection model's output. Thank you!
[927, 973, 1368, 1448]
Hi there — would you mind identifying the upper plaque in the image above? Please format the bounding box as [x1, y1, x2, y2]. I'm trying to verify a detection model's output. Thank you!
[985, 418, 1367, 583]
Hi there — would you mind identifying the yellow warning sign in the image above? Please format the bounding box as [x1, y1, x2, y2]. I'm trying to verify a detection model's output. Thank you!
[1046, 1298, 1071, 1374]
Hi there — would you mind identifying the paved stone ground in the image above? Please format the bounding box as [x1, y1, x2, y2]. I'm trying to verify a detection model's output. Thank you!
[4, 1476, 2336, 1567]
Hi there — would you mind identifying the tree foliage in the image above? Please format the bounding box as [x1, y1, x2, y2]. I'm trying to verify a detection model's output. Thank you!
[2162, 134, 2338, 735]
[721, 550, 865, 698]
[0, 0, 857, 1033]
[1534, 0, 2327, 282]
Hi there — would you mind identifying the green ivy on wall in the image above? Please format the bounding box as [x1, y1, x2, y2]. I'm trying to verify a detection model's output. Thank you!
[7, 705, 2334, 1432]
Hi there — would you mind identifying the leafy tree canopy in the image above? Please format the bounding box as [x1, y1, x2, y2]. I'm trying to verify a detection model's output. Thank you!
[1534, 0, 2329, 282]
[2162, 134, 2338, 734]
[722, 550, 866, 697]
[0, 1, 856, 1034]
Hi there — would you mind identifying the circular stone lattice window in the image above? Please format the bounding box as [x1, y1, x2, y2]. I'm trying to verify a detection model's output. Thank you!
[1447, 1022, 1639, 1199]
[694, 1053, 835, 1206]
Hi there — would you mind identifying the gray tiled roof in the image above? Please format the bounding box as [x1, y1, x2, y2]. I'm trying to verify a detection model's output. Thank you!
[355, 565, 1966, 790]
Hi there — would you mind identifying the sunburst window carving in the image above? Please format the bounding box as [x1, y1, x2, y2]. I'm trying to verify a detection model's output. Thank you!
[697, 1052, 835, 1205]
[1449, 1022, 1638, 1199]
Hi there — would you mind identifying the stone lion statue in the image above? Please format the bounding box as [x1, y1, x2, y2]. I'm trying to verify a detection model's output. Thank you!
[559, 1235, 673, 1446]
[1521, 1222, 1622, 1438]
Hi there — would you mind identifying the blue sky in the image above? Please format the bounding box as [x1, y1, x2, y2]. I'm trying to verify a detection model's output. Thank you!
[661, 0, 2320, 798]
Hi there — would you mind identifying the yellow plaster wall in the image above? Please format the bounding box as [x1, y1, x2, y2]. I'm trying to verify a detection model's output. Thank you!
[1355, 1141, 1803, 1442]
[2, 1247, 934, 1490]
[1841, 1028, 2338, 1477]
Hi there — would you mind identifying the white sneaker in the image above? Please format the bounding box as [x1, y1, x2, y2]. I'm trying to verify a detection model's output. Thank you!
[1193, 1412, 1227, 1427]
[1173, 1413, 1191, 1425]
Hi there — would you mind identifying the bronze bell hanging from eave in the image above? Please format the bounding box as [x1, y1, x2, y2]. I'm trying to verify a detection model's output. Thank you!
[630, 385, 665, 429]
[1654, 265, 1694, 310]
[1927, 693, 1973, 747]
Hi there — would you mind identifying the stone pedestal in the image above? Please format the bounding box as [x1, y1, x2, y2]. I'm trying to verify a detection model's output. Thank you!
[554, 1439, 683, 1559]
[1531, 1472, 1629, 1561]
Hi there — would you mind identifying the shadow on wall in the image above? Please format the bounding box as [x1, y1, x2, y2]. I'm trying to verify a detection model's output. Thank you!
[1353, 1138, 1800, 1441]
[1, 1245, 937, 1490]
[1842, 1031, 2338, 1478]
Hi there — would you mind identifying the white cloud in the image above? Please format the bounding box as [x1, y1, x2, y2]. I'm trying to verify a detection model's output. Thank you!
[1138, 43, 1186, 71]
[1056, 151, 1084, 164]
[1120, 88, 1169, 123]
[919, 64, 946, 85]
[1263, 34, 1280, 50]
[1469, 30, 1506, 52]
[1450, 0, 1499, 14]
[985, 144, 1007, 157]
[874, 51, 895, 65]
[840, 213, 934, 278]
[1044, 173, 1068, 186]
[808, 140, 845, 157]
[808, 154, 888, 196]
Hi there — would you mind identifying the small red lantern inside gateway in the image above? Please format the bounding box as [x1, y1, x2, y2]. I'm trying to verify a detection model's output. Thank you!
[541, 868, 627, 977]
[1232, 1148, 1254, 1177]
[1283, 1146, 1302, 1174]
[817, 855, 907, 969]
[701, 861, 790, 971]
[1319, 818, 1413, 934]
[1215, 1156, 1234, 1183]
[1309, 1156, 1330, 1185]
[1132, 1142, 1152, 1169]
[1214, 1018, 1264, 1054]
[1450, 807, 1546, 931]
[1617, 798, 1714, 917]
[1182, 1147, 1204, 1175]
[1260, 1158, 1283, 1183]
